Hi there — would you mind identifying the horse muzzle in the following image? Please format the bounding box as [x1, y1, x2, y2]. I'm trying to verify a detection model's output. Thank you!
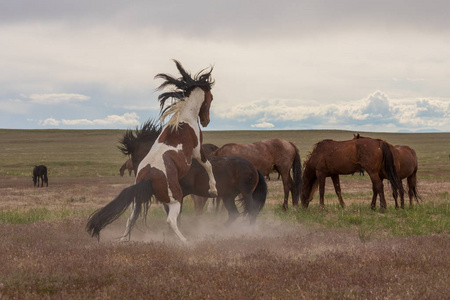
[200, 118, 210, 127]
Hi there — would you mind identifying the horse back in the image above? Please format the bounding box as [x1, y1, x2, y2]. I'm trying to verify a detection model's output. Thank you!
[309, 140, 360, 175]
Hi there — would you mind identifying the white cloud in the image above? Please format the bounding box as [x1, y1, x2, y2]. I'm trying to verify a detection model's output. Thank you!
[29, 93, 90, 105]
[40, 112, 140, 127]
[41, 118, 60, 126]
[215, 91, 450, 131]
[251, 121, 275, 128]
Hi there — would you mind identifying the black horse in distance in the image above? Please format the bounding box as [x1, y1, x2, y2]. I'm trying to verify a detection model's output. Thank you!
[33, 165, 48, 187]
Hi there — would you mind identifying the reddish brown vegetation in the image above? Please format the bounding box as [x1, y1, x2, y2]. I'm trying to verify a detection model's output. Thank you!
[0, 216, 448, 299]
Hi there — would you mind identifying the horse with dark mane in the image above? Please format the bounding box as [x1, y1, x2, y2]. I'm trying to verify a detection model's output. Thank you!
[32, 165, 48, 187]
[118, 119, 267, 225]
[211, 138, 302, 210]
[301, 135, 403, 209]
[119, 159, 133, 176]
[87, 60, 217, 243]
[354, 134, 420, 208]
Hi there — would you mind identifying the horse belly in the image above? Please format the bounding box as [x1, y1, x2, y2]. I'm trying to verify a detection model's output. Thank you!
[323, 158, 359, 176]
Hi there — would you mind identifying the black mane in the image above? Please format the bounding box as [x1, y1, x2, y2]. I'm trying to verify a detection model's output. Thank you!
[118, 119, 162, 156]
[155, 60, 214, 116]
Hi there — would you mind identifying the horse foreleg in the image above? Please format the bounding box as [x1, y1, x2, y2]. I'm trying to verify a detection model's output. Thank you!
[198, 159, 218, 197]
[318, 175, 326, 207]
[331, 175, 345, 208]
[166, 201, 187, 243]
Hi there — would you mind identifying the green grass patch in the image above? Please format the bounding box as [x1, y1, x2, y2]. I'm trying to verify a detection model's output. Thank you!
[0, 207, 91, 224]
[274, 201, 449, 237]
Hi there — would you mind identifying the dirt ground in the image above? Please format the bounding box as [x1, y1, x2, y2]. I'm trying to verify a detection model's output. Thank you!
[0, 176, 449, 299]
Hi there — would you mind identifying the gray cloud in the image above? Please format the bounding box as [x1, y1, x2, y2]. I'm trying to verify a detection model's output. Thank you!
[1, 1, 449, 132]
[2, 0, 450, 39]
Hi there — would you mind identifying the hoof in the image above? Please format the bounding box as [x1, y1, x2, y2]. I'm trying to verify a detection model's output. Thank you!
[209, 189, 218, 198]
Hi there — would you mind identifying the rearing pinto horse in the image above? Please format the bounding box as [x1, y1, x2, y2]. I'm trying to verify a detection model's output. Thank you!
[86, 60, 217, 243]
[118, 120, 267, 226]
[301, 135, 403, 209]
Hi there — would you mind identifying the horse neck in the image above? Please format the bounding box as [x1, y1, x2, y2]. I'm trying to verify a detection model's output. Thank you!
[176, 88, 205, 125]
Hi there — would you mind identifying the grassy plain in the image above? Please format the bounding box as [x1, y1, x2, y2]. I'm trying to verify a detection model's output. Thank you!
[0, 128, 449, 299]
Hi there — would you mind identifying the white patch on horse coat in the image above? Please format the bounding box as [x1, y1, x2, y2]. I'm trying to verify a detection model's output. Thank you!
[127, 87, 217, 242]
[135, 88, 213, 202]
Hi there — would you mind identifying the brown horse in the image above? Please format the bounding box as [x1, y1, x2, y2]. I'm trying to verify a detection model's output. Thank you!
[394, 145, 420, 207]
[119, 159, 133, 176]
[212, 138, 302, 210]
[354, 135, 420, 208]
[301, 136, 403, 209]
[87, 60, 217, 243]
[118, 120, 267, 225]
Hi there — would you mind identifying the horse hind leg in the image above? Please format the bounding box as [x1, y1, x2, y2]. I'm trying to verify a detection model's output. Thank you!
[120, 202, 137, 242]
[407, 174, 418, 206]
[166, 201, 187, 243]
[398, 179, 405, 209]
[221, 195, 240, 226]
[279, 172, 292, 211]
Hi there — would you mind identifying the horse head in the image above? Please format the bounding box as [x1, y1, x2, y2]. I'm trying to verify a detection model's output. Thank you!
[155, 60, 214, 128]
[198, 89, 213, 127]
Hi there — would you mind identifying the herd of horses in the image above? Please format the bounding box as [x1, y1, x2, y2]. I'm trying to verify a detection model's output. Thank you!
[85, 60, 421, 243]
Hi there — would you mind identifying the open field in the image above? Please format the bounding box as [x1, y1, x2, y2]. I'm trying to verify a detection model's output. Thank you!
[0, 129, 449, 299]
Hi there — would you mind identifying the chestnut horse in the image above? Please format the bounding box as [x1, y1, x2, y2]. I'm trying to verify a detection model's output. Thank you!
[393, 144, 420, 207]
[119, 159, 133, 176]
[211, 138, 302, 210]
[118, 120, 267, 225]
[87, 60, 217, 243]
[354, 135, 420, 208]
[301, 136, 403, 209]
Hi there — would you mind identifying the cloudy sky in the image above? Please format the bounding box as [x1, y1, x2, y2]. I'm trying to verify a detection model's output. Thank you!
[1, 0, 449, 132]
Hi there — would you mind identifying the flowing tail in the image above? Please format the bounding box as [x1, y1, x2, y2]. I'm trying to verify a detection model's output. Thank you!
[381, 142, 404, 200]
[86, 179, 152, 240]
[289, 142, 303, 206]
[408, 171, 422, 204]
[239, 170, 267, 223]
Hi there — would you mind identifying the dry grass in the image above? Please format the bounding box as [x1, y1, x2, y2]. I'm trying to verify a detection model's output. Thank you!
[0, 129, 449, 299]
[0, 215, 448, 299]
